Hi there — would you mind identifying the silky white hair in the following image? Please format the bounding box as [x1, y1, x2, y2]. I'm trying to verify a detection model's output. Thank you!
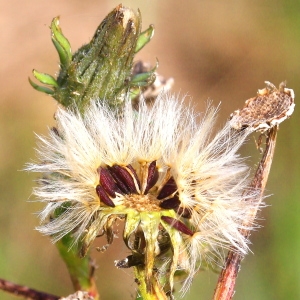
[27, 92, 258, 295]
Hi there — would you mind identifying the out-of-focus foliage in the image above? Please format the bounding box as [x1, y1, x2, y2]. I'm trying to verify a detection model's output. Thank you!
[0, 1, 299, 299]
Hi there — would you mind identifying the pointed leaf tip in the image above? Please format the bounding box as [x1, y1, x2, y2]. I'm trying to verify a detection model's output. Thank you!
[32, 69, 58, 87]
[51, 16, 72, 68]
[135, 24, 154, 53]
[28, 77, 54, 95]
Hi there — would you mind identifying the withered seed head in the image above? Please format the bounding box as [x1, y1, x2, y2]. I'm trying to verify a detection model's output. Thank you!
[29, 94, 260, 296]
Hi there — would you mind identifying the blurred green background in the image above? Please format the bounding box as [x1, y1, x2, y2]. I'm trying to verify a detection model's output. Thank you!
[0, 0, 299, 299]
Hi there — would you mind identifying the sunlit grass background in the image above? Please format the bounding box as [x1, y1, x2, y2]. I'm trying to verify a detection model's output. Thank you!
[0, 1, 299, 299]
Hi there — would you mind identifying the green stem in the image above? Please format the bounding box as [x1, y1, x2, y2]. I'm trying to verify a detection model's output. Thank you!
[56, 234, 99, 300]
[134, 266, 168, 300]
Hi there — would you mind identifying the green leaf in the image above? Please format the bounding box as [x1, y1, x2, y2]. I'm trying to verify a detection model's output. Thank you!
[28, 77, 54, 95]
[130, 71, 156, 87]
[32, 69, 58, 87]
[135, 25, 154, 53]
[51, 16, 72, 68]
[130, 60, 157, 87]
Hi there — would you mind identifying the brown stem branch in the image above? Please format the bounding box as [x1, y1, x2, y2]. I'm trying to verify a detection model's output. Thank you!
[0, 278, 60, 300]
[213, 127, 278, 300]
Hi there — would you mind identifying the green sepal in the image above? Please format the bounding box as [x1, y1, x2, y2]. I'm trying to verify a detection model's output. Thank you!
[160, 212, 183, 294]
[135, 24, 154, 53]
[130, 60, 157, 87]
[28, 77, 54, 95]
[140, 212, 161, 290]
[129, 87, 140, 100]
[130, 71, 156, 87]
[123, 210, 140, 246]
[32, 69, 58, 87]
[51, 16, 72, 68]
[80, 213, 106, 258]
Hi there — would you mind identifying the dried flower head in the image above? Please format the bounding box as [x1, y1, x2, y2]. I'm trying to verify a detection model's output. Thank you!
[27, 93, 257, 296]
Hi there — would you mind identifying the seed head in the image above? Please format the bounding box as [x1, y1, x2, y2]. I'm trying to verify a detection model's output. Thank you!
[27, 93, 257, 295]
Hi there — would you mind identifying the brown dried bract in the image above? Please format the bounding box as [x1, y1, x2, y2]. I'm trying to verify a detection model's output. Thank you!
[230, 81, 295, 132]
[59, 291, 94, 300]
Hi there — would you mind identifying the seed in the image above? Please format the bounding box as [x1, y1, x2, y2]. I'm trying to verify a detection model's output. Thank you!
[144, 161, 159, 194]
[159, 195, 181, 209]
[110, 165, 137, 193]
[96, 184, 115, 207]
[99, 167, 122, 197]
[157, 176, 177, 199]
[161, 216, 194, 236]
[107, 166, 130, 194]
